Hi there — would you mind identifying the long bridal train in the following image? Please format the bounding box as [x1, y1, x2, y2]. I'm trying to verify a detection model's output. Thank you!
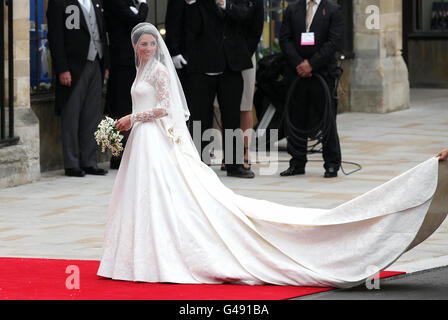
[407, 160, 447, 252]
[97, 23, 447, 289]
[98, 123, 448, 288]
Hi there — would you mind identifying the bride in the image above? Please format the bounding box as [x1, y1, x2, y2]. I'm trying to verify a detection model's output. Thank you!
[97, 23, 448, 288]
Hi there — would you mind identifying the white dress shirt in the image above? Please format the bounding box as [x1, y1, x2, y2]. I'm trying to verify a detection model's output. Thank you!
[78, 0, 92, 12]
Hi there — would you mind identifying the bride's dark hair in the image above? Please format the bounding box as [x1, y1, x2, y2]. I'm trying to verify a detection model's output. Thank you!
[131, 28, 159, 46]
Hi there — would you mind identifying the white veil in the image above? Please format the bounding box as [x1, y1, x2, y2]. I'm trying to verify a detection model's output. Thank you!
[130, 22, 191, 139]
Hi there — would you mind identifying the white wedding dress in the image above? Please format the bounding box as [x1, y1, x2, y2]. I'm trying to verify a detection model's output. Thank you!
[97, 23, 448, 288]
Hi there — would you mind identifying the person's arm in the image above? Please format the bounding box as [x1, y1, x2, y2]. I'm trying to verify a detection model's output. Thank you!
[165, 0, 186, 57]
[115, 69, 170, 131]
[46, 0, 70, 79]
[98, 0, 110, 75]
[279, 6, 305, 70]
[244, 0, 264, 56]
[308, 5, 344, 71]
[437, 148, 448, 161]
[132, 69, 171, 126]
[106, 0, 149, 26]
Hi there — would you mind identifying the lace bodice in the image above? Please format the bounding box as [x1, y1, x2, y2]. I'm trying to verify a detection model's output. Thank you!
[130, 64, 170, 127]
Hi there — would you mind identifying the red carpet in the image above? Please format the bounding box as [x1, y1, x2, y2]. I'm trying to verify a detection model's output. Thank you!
[0, 257, 404, 300]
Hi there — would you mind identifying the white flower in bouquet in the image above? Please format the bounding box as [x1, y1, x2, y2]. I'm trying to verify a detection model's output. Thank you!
[94, 116, 124, 157]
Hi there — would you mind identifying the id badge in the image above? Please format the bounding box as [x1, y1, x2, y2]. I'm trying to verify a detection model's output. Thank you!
[301, 32, 315, 46]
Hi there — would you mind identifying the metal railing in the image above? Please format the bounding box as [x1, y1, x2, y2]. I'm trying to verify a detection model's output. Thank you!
[0, 0, 19, 148]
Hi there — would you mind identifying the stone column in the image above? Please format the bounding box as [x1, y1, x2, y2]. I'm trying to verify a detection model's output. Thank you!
[0, 0, 40, 188]
[349, 0, 409, 113]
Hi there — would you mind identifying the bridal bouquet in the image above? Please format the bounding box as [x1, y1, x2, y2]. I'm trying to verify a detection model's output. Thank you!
[94, 116, 124, 157]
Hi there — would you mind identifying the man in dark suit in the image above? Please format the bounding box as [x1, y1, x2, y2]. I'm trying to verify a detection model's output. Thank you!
[279, 0, 343, 178]
[165, 0, 188, 81]
[47, 0, 110, 177]
[183, 0, 255, 178]
[103, 0, 148, 169]
[244, 0, 264, 58]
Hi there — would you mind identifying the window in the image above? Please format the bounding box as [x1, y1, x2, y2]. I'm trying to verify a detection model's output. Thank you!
[414, 0, 448, 32]
[1, 0, 19, 147]
[30, 0, 53, 95]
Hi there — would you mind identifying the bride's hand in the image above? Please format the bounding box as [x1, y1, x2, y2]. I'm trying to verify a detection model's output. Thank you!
[116, 115, 131, 132]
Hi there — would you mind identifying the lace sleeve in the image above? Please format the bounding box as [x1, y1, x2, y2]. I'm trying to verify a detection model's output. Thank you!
[155, 68, 170, 111]
[130, 109, 168, 126]
[130, 68, 170, 127]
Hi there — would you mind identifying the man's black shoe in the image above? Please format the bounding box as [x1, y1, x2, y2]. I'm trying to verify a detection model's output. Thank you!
[280, 166, 305, 177]
[82, 166, 108, 175]
[324, 167, 338, 178]
[227, 165, 255, 179]
[65, 168, 85, 177]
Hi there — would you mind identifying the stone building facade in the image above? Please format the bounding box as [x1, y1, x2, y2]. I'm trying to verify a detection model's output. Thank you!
[0, 0, 40, 188]
[348, 0, 410, 113]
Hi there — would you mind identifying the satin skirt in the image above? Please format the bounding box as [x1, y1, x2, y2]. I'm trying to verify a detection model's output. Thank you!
[97, 120, 447, 288]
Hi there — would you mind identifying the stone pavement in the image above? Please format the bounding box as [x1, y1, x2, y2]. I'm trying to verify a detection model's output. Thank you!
[0, 88, 447, 278]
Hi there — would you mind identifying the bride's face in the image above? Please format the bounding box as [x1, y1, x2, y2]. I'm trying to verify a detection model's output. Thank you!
[137, 34, 158, 64]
